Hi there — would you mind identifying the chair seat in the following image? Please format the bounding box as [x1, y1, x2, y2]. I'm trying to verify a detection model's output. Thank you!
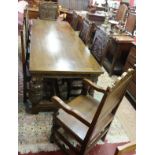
[57, 95, 99, 141]
[68, 95, 99, 123]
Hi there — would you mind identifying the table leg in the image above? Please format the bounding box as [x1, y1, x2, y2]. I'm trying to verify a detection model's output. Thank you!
[81, 76, 98, 96]
[29, 76, 44, 114]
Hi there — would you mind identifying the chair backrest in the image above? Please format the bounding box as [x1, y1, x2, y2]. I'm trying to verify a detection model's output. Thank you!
[71, 11, 80, 31]
[23, 5, 29, 47]
[79, 19, 94, 45]
[90, 28, 109, 65]
[125, 13, 136, 35]
[82, 68, 135, 154]
[115, 4, 128, 22]
[39, 1, 58, 20]
[20, 28, 26, 65]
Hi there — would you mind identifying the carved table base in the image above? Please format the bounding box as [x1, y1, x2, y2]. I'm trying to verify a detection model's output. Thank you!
[28, 74, 100, 114]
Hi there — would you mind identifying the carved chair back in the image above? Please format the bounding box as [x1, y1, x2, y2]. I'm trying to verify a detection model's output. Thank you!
[71, 11, 80, 31]
[125, 13, 136, 35]
[115, 4, 128, 22]
[82, 68, 135, 154]
[39, 1, 58, 20]
[90, 28, 109, 65]
[79, 19, 94, 45]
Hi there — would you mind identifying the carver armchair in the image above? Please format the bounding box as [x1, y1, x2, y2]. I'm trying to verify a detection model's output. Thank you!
[50, 68, 135, 155]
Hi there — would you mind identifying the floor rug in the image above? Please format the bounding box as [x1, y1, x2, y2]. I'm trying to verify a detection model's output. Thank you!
[18, 142, 128, 155]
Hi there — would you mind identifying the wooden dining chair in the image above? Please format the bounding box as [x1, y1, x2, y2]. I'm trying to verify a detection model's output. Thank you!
[24, 5, 30, 49]
[90, 28, 109, 65]
[70, 11, 80, 31]
[39, 1, 59, 20]
[20, 28, 31, 103]
[79, 19, 95, 45]
[115, 4, 128, 22]
[50, 68, 135, 155]
[124, 13, 136, 35]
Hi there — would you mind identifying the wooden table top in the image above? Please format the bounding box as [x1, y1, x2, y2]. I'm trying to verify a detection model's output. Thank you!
[30, 19, 104, 75]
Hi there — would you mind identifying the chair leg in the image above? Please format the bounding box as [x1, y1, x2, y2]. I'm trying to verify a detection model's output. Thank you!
[23, 79, 27, 103]
[23, 65, 27, 103]
[50, 111, 59, 143]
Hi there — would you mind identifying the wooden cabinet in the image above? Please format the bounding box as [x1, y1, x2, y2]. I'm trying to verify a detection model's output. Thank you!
[103, 36, 134, 76]
[124, 45, 136, 108]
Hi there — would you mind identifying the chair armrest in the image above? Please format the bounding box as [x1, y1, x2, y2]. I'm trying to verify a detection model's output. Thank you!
[51, 96, 91, 127]
[83, 79, 106, 93]
[116, 142, 136, 155]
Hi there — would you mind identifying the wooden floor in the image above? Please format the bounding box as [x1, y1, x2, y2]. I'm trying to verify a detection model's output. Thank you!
[116, 97, 136, 142]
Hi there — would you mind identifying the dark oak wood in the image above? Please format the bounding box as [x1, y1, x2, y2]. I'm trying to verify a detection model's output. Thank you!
[29, 19, 104, 113]
[50, 68, 135, 155]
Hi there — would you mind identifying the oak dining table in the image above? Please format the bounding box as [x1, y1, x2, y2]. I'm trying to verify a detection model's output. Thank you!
[29, 19, 104, 113]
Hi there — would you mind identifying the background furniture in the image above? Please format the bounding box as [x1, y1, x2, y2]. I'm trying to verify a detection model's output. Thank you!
[50, 68, 135, 155]
[124, 12, 136, 35]
[79, 19, 94, 45]
[103, 35, 134, 76]
[24, 6, 32, 62]
[115, 4, 128, 22]
[29, 19, 104, 113]
[86, 11, 106, 24]
[28, 7, 39, 19]
[39, 1, 59, 20]
[70, 11, 80, 31]
[124, 45, 136, 108]
[59, 8, 73, 23]
[91, 28, 109, 65]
